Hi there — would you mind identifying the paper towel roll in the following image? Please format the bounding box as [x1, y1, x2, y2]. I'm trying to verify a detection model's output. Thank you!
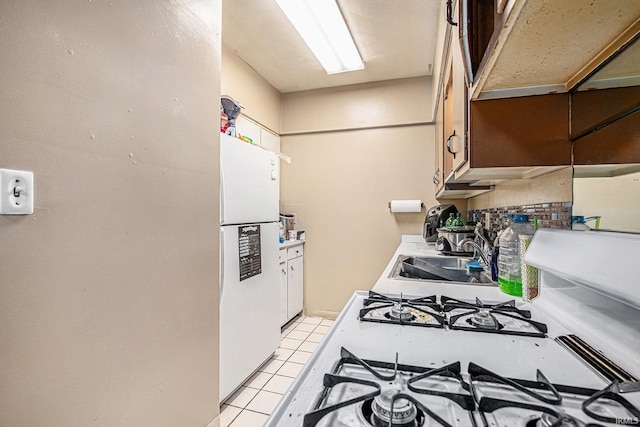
[389, 200, 422, 213]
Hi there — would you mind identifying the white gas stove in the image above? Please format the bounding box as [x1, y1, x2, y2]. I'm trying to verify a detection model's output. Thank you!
[265, 230, 640, 427]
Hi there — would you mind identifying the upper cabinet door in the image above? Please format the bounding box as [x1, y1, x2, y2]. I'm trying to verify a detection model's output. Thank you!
[260, 129, 281, 153]
[434, 77, 445, 192]
[450, 32, 468, 173]
[459, 0, 496, 86]
[235, 115, 262, 145]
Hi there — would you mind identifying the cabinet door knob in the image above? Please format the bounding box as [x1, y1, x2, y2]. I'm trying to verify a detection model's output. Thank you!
[446, 131, 457, 159]
[290, 266, 294, 271]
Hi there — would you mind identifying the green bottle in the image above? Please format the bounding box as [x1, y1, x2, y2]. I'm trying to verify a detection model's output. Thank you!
[445, 213, 456, 227]
[453, 213, 466, 227]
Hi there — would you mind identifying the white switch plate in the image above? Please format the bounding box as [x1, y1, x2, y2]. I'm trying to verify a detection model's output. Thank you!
[0, 169, 34, 214]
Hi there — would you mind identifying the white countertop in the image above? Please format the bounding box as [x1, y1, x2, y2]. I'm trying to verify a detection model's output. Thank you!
[372, 235, 504, 300]
[278, 239, 304, 250]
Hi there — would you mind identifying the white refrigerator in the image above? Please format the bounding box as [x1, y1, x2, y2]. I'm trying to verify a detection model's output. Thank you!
[219, 133, 281, 401]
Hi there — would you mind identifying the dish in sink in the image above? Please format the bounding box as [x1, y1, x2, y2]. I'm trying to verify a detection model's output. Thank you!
[389, 255, 495, 284]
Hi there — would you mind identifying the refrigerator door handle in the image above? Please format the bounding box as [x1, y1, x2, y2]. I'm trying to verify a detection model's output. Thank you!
[220, 227, 225, 296]
[220, 163, 225, 224]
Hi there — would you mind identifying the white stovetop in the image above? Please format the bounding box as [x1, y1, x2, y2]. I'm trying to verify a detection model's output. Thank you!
[265, 234, 624, 427]
[265, 291, 608, 426]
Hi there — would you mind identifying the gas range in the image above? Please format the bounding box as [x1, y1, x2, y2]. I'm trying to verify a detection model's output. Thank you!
[301, 347, 639, 427]
[359, 291, 548, 337]
[265, 231, 640, 427]
[265, 290, 620, 426]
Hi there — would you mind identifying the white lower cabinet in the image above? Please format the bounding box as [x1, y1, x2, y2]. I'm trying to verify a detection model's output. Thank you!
[280, 244, 304, 325]
[278, 249, 288, 326]
[287, 255, 303, 319]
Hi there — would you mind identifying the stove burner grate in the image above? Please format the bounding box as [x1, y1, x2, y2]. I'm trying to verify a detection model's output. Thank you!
[443, 296, 548, 337]
[359, 291, 445, 328]
[303, 347, 476, 427]
[469, 362, 640, 427]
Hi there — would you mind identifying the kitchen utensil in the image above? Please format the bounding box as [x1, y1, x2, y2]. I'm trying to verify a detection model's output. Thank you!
[279, 213, 295, 235]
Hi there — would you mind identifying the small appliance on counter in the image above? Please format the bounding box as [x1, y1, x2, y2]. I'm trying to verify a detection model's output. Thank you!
[279, 212, 296, 235]
[423, 204, 458, 242]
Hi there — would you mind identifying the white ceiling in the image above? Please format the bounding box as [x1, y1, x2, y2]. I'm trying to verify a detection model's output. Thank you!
[222, 0, 441, 93]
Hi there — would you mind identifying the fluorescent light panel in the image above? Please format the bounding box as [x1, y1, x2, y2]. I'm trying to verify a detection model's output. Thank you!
[276, 0, 364, 74]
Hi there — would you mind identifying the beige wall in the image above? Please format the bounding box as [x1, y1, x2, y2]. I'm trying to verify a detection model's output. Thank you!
[468, 168, 573, 210]
[573, 171, 640, 232]
[281, 77, 433, 134]
[0, 2, 221, 426]
[221, 46, 282, 133]
[280, 78, 437, 317]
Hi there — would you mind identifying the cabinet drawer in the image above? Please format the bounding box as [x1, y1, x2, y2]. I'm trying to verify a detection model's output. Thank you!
[287, 245, 304, 260]
[278, 249, 286, 263]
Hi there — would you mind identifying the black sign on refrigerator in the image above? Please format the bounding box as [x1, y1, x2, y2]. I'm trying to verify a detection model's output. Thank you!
[238, 225, 261, 281]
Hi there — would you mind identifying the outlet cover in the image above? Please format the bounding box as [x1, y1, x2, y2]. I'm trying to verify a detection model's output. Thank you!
[0, 169, 34, 214]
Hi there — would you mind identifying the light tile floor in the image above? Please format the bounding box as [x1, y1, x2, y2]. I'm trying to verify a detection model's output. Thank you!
[221, 315, 334, 427]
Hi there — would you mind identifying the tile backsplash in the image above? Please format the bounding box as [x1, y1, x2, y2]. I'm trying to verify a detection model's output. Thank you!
[468, 201, 572, 242]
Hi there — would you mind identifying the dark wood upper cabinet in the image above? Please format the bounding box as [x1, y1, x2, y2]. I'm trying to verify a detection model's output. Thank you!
[469, 94, 571, 169]
[570, 32, 640, 168]
[571, 86, 640, 140]
[459, 0, 495, 84]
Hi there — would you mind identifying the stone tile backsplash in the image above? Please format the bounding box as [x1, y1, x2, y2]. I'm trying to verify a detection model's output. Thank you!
[468, 202, 572, 242]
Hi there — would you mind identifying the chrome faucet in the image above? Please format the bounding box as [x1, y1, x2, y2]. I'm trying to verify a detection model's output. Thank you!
[459, 223, 493, 266]
[473, 222, 494, 253]
[459, 239, 491, 265]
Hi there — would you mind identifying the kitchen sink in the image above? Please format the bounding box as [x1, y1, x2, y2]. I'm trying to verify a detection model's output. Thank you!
[389, 255, 495, 285]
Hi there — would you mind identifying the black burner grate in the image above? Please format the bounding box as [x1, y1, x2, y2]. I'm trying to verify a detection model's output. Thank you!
[303, 347, 477, 427]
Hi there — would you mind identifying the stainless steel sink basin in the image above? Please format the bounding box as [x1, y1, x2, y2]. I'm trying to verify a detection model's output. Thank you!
[412, 256, 471, 269]
[389, 255, 495, 285]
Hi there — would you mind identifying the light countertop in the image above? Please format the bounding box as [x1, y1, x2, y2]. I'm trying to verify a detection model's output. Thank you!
[279, 239, 304, 250]
[371, 234, 504, 300]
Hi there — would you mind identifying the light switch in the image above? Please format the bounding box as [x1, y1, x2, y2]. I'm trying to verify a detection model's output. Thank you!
[0, 169, 34, 214]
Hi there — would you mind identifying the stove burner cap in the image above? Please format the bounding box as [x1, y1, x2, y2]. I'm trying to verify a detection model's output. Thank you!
[538, 412, 586, 427]
[469, 310, 499, 329]
[371, 387, 417, 426]
[389, 304, 414, 321]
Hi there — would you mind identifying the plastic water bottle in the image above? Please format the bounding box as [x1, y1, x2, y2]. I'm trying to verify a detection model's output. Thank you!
[279, 222, 285, 244]
[497, 214, 534, 296]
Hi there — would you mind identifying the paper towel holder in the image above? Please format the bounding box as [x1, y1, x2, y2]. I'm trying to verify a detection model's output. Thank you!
[388, 200, 425, 212]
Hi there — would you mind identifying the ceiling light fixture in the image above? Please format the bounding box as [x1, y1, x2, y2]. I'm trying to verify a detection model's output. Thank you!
[275, 0, 364, 75]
